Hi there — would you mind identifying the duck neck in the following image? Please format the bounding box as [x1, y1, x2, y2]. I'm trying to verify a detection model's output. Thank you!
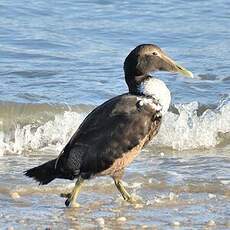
[125, 74, 151, 95]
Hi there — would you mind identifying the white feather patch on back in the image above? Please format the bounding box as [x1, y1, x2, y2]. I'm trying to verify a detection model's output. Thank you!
[137, 97, 162, 112]
[140, 78, 171, 115]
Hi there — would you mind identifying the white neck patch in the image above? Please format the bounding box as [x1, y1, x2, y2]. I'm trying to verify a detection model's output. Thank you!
[140, 78, 171, 115]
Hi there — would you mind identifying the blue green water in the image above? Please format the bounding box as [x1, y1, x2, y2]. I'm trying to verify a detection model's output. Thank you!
[0, 0, 229, 105]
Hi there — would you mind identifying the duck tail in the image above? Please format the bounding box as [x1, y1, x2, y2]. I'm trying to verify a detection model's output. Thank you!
[24, 159, 57, 185]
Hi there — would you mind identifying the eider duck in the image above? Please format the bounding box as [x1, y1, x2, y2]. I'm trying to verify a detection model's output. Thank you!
[25, 44, 193, 207]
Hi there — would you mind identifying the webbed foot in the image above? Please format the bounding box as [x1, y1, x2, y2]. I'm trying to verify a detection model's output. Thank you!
[60, 193, 71, 198]
[65, 198, 80, 208]
[125, 195, 137, 204]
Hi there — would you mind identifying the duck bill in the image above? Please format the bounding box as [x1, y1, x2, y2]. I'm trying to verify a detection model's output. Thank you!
[160, 52, 194, 78]
[174, 63, 193, 78]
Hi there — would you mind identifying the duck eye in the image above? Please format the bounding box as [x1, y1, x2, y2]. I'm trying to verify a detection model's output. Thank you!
[152, 51, 158, 56]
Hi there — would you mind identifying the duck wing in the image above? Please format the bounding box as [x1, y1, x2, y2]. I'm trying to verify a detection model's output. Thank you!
[55, 94, 162, 179]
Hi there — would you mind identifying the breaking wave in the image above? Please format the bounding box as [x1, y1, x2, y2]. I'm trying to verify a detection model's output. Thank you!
[153, 100, 230, 150]
[0, 98, 229, 155]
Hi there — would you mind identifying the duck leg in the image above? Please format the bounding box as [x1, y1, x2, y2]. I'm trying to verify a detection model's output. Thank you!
[114, 179, 136, 203]
[62, 177, 84, 208]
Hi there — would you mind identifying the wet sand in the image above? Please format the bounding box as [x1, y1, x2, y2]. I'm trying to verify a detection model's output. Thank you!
[1, 146, 229, 229]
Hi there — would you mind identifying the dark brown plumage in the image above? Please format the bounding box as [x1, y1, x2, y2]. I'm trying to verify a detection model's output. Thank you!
[25, 94, 161, 181]
[25, 44, 193, 207]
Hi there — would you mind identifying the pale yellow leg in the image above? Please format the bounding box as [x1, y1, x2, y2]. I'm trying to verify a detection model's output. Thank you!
[114, 179, 136, 203]
[64, 177, 84, 208]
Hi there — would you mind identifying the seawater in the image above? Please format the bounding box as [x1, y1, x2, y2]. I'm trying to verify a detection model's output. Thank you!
[0, 0, 229, 229]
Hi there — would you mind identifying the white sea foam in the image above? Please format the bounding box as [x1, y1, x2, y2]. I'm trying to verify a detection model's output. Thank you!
[153, 101, 230, 150]
[0, 101, 229, 155]
[0, 111, 85, 155]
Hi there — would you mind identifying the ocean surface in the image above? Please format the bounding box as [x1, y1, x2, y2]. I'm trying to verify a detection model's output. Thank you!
[0, 0, 229, 229]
